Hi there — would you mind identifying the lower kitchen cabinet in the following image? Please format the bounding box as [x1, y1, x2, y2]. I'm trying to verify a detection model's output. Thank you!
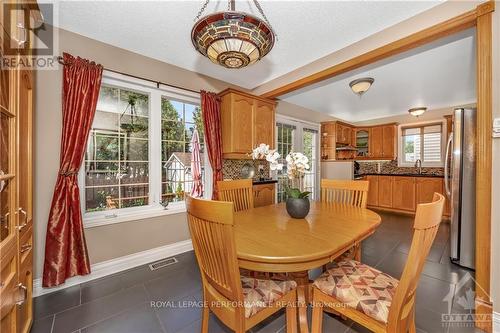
[366, 175, 379, 206]
[377, 176, 393, 208]
[364, 175, 449, 217]
[253, 183, 276, 207]
[392, 177, 416, 211]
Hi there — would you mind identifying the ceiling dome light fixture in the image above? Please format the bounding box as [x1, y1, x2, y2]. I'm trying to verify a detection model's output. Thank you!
[191, 0, 276, 69]
[408, 107, 427, 117]
[349, 77, 374, 97]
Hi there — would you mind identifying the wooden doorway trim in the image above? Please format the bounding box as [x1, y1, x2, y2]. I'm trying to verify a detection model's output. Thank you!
[261, 2, 495, 332]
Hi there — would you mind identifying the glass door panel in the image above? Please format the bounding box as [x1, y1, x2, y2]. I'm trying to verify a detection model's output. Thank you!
[303, 128, 318, 200]
[276, 123, 295, 203]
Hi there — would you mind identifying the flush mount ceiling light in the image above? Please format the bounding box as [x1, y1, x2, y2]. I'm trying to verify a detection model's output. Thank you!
[349, 77, 374, 97]
[191, 0, 276, 69]
[408, 107, 427, 117]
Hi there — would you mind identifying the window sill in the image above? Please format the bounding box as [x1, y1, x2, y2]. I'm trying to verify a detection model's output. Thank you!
[83, 204, 186, 229]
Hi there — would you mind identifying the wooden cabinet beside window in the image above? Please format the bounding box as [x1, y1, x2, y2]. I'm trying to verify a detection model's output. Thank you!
[253, 183, 276, 207]
[219, 89, 276, 159]
[370, 124, 397, 159]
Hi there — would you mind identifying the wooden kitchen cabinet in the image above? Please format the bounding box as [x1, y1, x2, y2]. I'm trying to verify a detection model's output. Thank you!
[416, 177, 450, 217]
[366, 175, 379, 206]
[253, 183, 276, 207]
[378, 176, 393, 208]
[382, 125, 397, 159]
[370, 126, 383, 158]
[392, 176, 416, 211]
[366, 176, 449, 218]
[370, 125, 397, 159]
[219, 89, 276, 159]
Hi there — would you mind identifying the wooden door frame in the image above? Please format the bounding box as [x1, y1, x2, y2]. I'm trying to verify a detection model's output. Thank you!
[261, 2, 495, 331]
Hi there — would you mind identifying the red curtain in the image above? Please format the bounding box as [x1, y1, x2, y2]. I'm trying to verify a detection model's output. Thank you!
[201, 91, 223, 199]
[42, 53, 103, 287]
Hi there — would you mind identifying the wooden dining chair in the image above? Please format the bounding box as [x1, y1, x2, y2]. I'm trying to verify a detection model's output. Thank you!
[186, 195, 298, 333]
[311, 193, 445, 333]
[217, 179, 254, 212]
[320, 179, 369, 208]
[321, 179, 369, 262]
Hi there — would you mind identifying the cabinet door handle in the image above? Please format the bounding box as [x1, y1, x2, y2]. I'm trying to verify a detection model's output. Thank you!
[20, 244, 32, 253]
[16, 208, 28, 230]
[16, 283, 28, 306]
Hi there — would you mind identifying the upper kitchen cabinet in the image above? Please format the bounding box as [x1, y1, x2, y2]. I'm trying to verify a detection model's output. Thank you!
[336, 122, 353, 145]
[354, 128, 370, 158]
[370, 124, 397, 160]
[219, 89, 276, 159]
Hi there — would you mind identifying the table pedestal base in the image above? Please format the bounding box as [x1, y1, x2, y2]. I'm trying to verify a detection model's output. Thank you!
[289, 271, 311, 333]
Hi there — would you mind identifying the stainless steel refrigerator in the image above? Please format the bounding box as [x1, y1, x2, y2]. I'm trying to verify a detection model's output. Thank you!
[445, 108, 476, 270]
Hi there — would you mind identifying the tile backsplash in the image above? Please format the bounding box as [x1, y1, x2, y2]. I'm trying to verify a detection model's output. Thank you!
[222, 159, 271, 180]
[358, 160, 444, 176]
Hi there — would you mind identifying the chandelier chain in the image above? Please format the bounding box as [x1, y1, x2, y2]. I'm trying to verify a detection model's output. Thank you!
[194, 0, 210, 22]
[252, 0, 277, 39]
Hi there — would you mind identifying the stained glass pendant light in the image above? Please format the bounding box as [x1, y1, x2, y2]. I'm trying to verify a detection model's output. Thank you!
[191, 0, 276, 69]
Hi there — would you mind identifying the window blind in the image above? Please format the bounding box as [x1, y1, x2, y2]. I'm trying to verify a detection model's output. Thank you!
[402, 123, 442, 163]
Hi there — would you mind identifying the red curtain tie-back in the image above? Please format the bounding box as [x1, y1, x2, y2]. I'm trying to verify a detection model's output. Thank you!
[42, 52, 103, 287]
[59, 171, 78, 176]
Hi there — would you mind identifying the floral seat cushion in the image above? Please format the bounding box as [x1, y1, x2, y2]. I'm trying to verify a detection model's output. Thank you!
[241, 276, 297, 318]
[313, 260, 398, 323]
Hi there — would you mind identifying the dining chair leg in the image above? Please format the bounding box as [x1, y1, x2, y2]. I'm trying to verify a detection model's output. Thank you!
[201, 303, 209, 333]
[311, 292, 323, 333]
[408, 308, 416, 333]
[354, 243, 361, 262]
[286, 291, 298, 333]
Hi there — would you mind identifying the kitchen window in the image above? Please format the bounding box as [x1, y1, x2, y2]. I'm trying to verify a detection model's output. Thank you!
[80, 73, 206, 227]
[398, 122, 445, 167]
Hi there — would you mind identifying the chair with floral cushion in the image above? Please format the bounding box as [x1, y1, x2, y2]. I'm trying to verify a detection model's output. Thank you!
[218, 179, 254, 212]
[186, 195, 297, 333]
[311, 193, 445, 333]
[321, 179, 369, 262]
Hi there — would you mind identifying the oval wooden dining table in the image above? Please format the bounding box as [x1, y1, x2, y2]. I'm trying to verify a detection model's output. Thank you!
[234, 201, 382, 333]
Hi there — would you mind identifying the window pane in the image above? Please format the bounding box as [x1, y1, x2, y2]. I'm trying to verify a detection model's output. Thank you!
[402, 124, 442, 164]
[302, 129, 317, 200]
[403, 134, 420, 163]
[84, 84, 150, 212]
[276, 123, 295, 203]
[161, 98, 204, 203]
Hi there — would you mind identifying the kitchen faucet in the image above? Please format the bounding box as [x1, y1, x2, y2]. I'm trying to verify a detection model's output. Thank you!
[415, 159, 422, 174]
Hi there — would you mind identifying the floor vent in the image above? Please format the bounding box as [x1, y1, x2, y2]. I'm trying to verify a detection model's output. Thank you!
[149, 257, 178, 271]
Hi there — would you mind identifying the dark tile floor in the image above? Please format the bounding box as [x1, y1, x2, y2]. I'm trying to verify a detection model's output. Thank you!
[32, 211, 480, 333]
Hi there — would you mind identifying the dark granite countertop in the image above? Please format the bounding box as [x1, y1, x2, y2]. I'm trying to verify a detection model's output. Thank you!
[252, 179, 278, 185]
[357, 173, 444, 178]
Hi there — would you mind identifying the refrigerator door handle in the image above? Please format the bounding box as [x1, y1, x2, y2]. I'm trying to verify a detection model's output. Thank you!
[444, 133, 452, 198]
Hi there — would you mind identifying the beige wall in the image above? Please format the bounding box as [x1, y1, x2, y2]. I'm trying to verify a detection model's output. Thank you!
[34, 28, 326, 279]
[276, 100, 335, 123]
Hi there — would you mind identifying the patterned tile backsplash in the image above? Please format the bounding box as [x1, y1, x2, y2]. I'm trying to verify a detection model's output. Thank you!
[358, 160, 444, 176]
[222, 159, 271, 180]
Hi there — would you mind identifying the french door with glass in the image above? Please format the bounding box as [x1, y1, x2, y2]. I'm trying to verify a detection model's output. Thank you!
[275, 118, 319, 202]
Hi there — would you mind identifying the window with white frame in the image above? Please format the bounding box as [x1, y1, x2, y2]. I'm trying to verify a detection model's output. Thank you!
[81, 74, 205, 220]
[275, 118, 320, 203]
[399, 122, 444, 167]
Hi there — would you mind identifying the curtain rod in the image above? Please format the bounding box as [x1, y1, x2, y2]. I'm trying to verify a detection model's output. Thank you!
[57, 56, 201, 95]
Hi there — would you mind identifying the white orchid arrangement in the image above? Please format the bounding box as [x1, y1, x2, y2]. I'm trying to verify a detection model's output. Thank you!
[252, 144, 311, 199]
[251, 144, 283, 171]
[285, 152, 310, 180]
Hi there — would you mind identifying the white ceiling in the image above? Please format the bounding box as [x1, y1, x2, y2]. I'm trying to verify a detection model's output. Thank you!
[281, 29, 477, 122]
[46, 0, 441, 89]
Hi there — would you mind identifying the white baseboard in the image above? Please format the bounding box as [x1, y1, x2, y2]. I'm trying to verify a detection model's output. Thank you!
[33, 239, 193, 298]
[494, 311, 500, 333]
